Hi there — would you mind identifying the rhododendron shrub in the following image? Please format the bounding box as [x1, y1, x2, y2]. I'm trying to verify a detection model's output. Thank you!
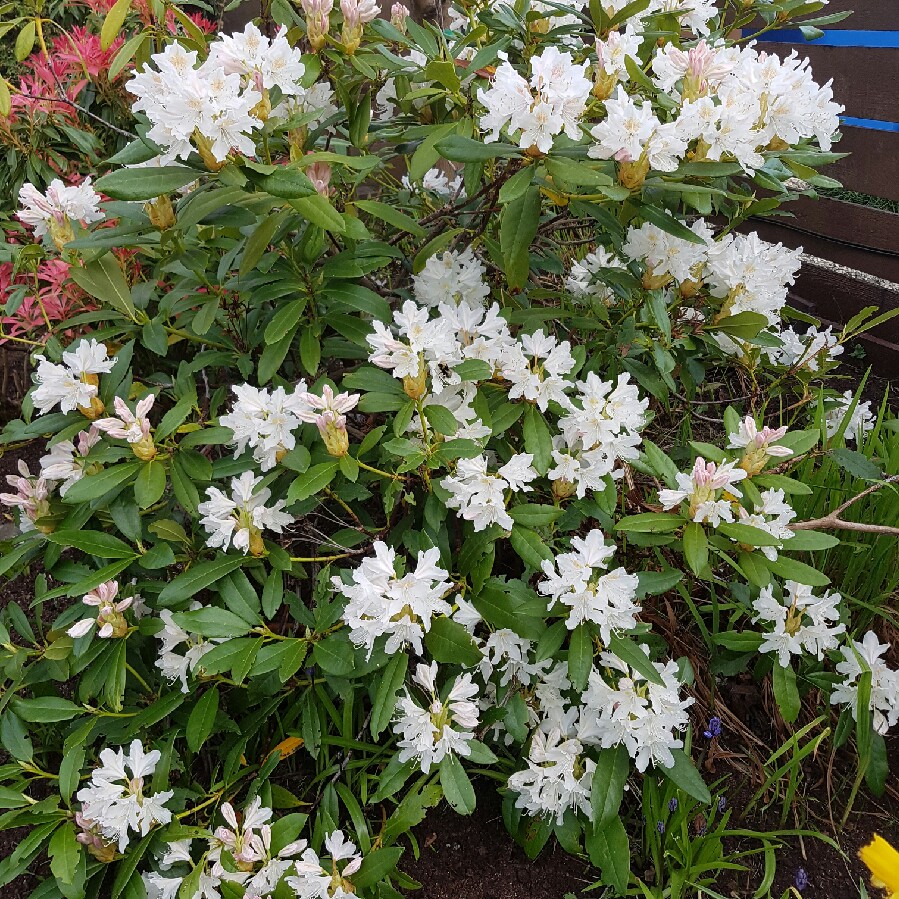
[0, 1, 897, 897]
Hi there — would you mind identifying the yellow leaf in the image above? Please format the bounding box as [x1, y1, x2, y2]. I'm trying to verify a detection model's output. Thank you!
[266, 736, 304, 762]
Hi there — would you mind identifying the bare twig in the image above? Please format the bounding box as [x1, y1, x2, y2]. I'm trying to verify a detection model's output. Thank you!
[789, 474, 899, 535]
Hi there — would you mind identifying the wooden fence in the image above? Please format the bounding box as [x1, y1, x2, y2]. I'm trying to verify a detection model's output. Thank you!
[745, 0, 899, 373]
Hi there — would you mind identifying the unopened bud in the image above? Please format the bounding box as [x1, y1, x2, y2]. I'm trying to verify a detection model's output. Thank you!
[131, 435, 157, 462]
[402, 363, 428, 400]
[618, 156, 649, 189]
[145, 194, 176, 230]
[390, 3, 409, 31]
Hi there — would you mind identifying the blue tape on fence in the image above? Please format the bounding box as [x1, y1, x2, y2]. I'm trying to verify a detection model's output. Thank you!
[753, 29, 899, 48]
[840, 116, 899, 133]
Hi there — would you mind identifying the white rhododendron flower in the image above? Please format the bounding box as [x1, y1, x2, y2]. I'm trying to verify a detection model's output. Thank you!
[207, 23, 305, 95]
[478, 47, 592, 153]
[412, 246, 490, 309]
[737, 489, 796, 561]
[502, 329, 575, 412]
[753, 581, 845, 666]
[507, 728, 595, 824]
[394, 662, 480, 773]
[831, 631, 899, 735]
[658, 457, 747, 527]
[579, 650, 694, 771]
[198, 471, 293, 555]
[539, 529, 640, 637]
[155, 609, 219, 692]
[39, 427, 101, 495]
[441, 453, 538, 531]
[17, 177, 103, 240]
[765, 325, 843, 371]
[286, 830, 363, 899]
[0, 461, 53, 532]
[333, 541, 453, 657]
[825, 391, 876, 442]
[68, 579, 133, 639]
[76, 740, 173, 852]
[31, 338, 115, 415]
[220, 383, 311, 471]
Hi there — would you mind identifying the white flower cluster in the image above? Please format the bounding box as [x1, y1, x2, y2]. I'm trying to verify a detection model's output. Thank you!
[551, 373, 648, 496]
[220, 383, 310, 471]
[0, 460, 53, 533]
[591, 40, 841, 175]
[286, 830, 364, 899]
[155, 607, 219, 692]
[765, 325, 843, 372]
[825, 391, 876, 443]
[579, 650, 694, 771]
[198, 470, 293, 555]
[659, 456, 747, 527]
[753, 581, 845, 667]
[411, 245, 490, 309]
[32, 338, 115, 416]
[17, 178, 103, 240]
[332, 541, 453, 657]
[737, 489, 796, 561]
[394, 661, 480, 773]
[441, 453, 537, 531]
[67, 579, 134, 640]
[402, 167, 465, 199]
[76, 740, 173, 853]
[831, 631, 899, 735]
[478, 47, 592, 153]
[39, 427, 101, 495]
[144, 798, 308, 899]
[128, 24, 308, 164]
[539, 529, 640, 637]
[507, 728, 595, 825]
[565, 246, 628, 306]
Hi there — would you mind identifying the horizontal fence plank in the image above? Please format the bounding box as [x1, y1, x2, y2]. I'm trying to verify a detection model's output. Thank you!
[755, 43, 897, 123]
[750, 211, 899, 284]
[827, 126, 899, 202]
[769, 197, 899, 257]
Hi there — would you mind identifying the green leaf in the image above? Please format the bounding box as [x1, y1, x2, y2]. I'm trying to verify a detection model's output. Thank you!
[424, 617, 482, 666]
[422, 404, 459, 437]
[49, 823, 81, 889]
[567, 622, 593, 692]
[61, 461, 141, 504]
[435, 135, 520, 162]
[134, 460, 166, 509]
[509, 525, 553, 569]
[766, 555, 830, 587]
[352, 847, 404, 890]
[186, 686, 219, 752]
[591, 745, 629, 827]
[633, 200, 707, 244]
[172, 607, 255, 638]
[508, 504, 563, 528]
[312, 634, 355, 676]
[371, 652, 408, 739]
[828, 448, 882, 481]
[299, 325, 321, 375]
[158, 556, 246, 606]
[635, 569, 683, 597]
[287, 461, 339, 503]
[615, 512, 683, 533]
[662, 749, 711, 804]
[101, 0, 133, 49]
[94, 166, 199, 201]
[247, 166, 316, 199]
[784, 530, 839, 551]
[68, 254, 138, 320]
[353, 200, 426, 238]
[586, 815, 630, 895]
[289, 194, 346, 233]
[682, 522, 709, 575]
[500, 185, 541, 289]
[265, 299, 308, 345]
[499, 166, 535, 203]
[46, 529, 135, 559]
[772, 662, 800, 724]
[718, 522, 781, 547]
[11, 696, 81, 723]
[522, 406, 553, 475]
[453, 359, 493, 381]
[440, 754, 476, 815]
[607, 635, 665, 686]
[706, 311, 769, 341]
[241, 209, 288, 277]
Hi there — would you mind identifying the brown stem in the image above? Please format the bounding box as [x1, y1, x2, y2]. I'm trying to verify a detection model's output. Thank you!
[789, 474, 899, 535]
